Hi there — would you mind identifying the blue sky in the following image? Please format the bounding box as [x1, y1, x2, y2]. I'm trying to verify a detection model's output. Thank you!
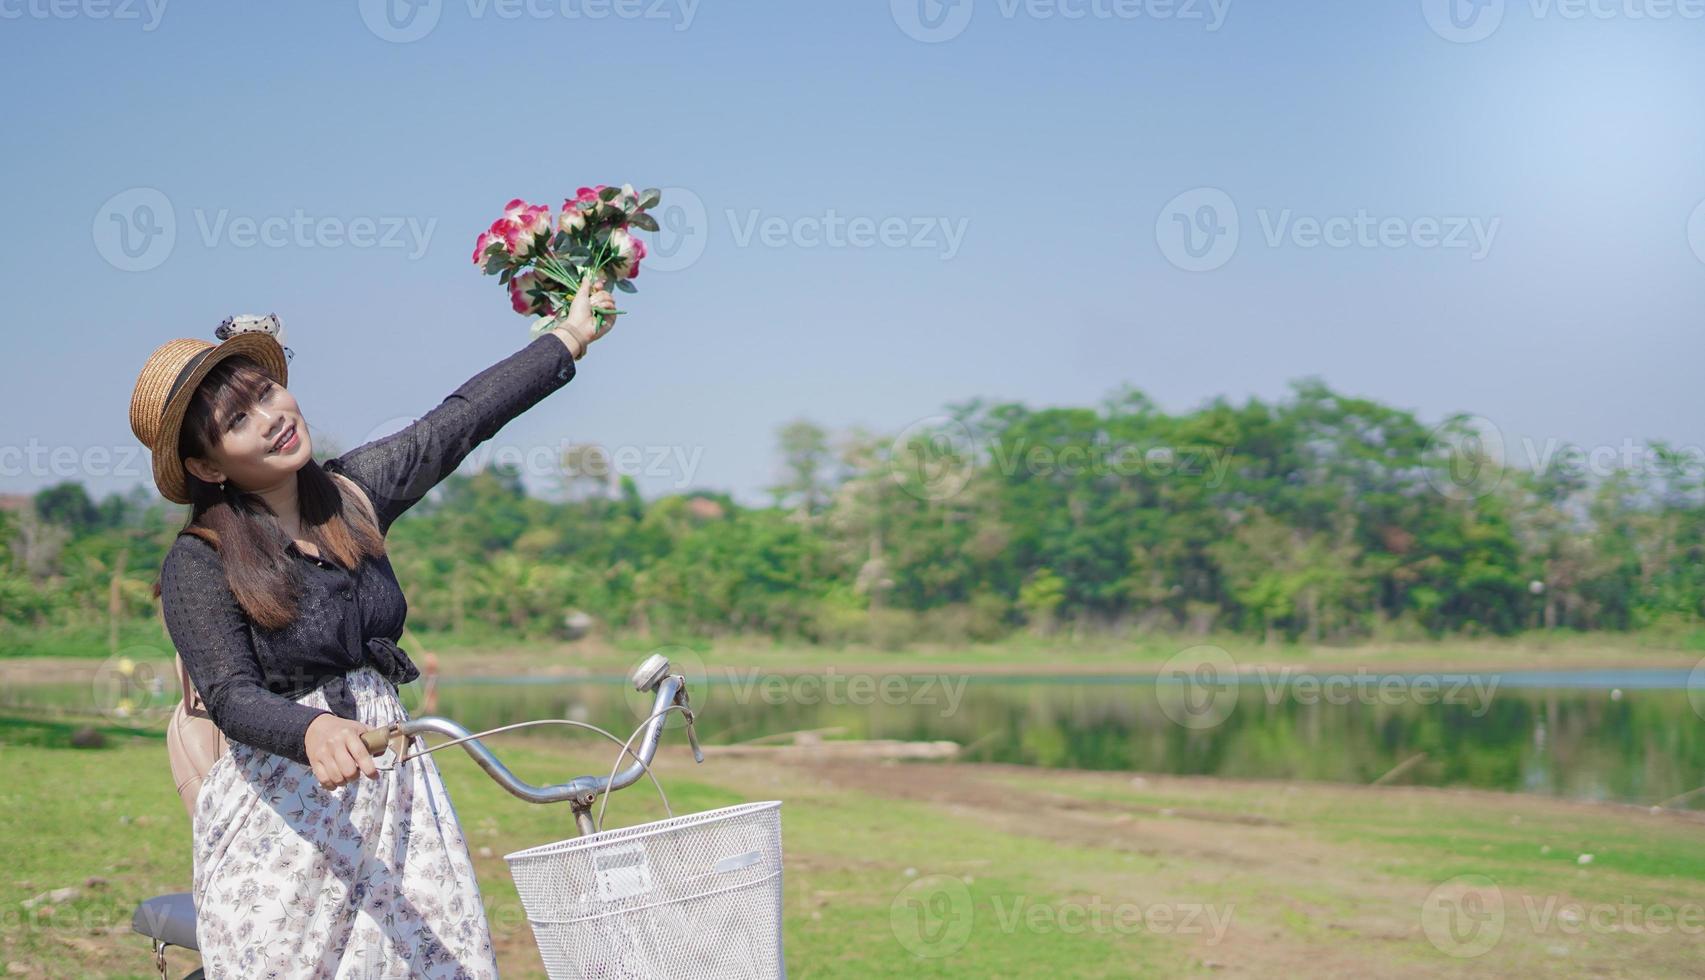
[3, 0, 1703, 505]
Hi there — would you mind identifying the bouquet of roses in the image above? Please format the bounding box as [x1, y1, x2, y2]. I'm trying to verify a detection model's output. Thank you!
[472, 184, 660, 335]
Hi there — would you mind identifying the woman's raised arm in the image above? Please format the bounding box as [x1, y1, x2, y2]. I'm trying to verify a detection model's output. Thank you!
[324, 284, 613, 535]
[324, 333, 578, 535]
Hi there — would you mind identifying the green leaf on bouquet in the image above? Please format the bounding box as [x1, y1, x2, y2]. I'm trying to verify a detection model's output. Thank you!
[483, 254, 508, 275]
[499, 268, 513, 284]
[638, 188, 662, 209]
[550, 230, 568, 251]
[598, 186, 623, 202]
[628, 212, 659, 232]
[615, 278, 637, 294]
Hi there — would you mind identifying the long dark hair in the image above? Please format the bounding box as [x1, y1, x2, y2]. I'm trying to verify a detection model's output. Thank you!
[152, 354, 386, 629]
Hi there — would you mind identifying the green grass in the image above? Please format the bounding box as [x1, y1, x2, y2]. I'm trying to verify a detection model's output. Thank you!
[0, 621, 180, 660]
[995, 767, 1705, 969]
[0, 715, 1179, 978]
[8, 622, 1704, 673]
[5, 708, 1703, 978]
[386, 634, 1705, 690]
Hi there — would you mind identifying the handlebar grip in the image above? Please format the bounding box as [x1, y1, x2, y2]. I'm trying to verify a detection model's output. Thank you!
[360, 728, 391, 755]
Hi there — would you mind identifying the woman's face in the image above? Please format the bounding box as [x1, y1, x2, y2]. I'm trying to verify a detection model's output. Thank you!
[183, 379, 313, 490]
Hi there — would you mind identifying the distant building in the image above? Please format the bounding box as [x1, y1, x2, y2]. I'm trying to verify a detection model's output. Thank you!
[686, 496, 725, 520]
[0, 494, 32, 514]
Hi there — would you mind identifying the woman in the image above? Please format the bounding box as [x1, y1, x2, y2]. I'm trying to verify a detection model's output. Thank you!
[127, 281, 617, 978]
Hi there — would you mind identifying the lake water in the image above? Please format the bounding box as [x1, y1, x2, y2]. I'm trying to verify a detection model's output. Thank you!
[415, 668, 1705, 810]
[8, 666, 1702, 809]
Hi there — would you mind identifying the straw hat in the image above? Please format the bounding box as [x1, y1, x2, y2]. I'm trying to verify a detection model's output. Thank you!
[128, 328, 290, 505]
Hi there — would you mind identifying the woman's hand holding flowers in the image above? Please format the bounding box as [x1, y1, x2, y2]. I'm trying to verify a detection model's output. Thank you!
[546, 277, 617, 359]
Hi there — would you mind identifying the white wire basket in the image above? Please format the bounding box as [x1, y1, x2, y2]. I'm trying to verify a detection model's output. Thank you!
[504, 800, 786, 979]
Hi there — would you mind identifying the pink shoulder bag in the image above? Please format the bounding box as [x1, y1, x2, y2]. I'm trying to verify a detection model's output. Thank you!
[165, 653, 228, 820]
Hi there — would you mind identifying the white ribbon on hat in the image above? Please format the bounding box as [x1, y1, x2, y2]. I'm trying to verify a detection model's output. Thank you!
[216, 313, 291, 362]
[216, 313, 287, 346]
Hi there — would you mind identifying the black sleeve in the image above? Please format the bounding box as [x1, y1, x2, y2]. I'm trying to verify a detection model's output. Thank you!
[324, 333, 578, 535]
[159, 535, 333, 766]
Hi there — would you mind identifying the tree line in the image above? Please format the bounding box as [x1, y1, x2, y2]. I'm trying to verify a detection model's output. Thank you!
[4, 378, 1702, 655]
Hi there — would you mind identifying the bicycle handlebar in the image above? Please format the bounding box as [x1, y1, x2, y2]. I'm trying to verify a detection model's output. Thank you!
[358, 654, 701, 810]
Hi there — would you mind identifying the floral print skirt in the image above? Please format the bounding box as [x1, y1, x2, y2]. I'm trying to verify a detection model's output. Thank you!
[191, 666, 499, 979]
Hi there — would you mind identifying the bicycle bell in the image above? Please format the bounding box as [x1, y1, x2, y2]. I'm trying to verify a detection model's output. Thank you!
[631, 653, 672, 693]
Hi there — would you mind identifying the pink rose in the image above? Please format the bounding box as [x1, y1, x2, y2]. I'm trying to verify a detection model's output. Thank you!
[571, 185, 608, 208]
[474, 214, 525, 266]
[507, 270, 558, 316]
[491, 200, 554, 259]
[472, 229, 502, 265]
[607, 228, 647, 278]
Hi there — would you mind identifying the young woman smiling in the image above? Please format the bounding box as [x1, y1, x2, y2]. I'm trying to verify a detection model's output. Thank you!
[126, 281, 616, 978]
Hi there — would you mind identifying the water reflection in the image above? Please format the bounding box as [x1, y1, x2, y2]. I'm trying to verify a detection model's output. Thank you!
[417, 673, 1705, 810]
[5, 669, 1699, 808]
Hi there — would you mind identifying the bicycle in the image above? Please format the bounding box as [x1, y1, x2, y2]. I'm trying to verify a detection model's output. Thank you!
[130, 654, 786, 979]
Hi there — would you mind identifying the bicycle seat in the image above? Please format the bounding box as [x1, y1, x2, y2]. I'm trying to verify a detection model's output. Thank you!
[132, 892, 199, 951]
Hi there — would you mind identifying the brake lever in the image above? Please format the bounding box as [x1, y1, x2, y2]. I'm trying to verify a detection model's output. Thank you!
[677, 683, 705, 764]
[686, 718, 705, 764]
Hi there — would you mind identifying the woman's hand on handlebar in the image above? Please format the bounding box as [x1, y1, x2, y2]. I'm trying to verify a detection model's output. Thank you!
[305, 713, 382, 790]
